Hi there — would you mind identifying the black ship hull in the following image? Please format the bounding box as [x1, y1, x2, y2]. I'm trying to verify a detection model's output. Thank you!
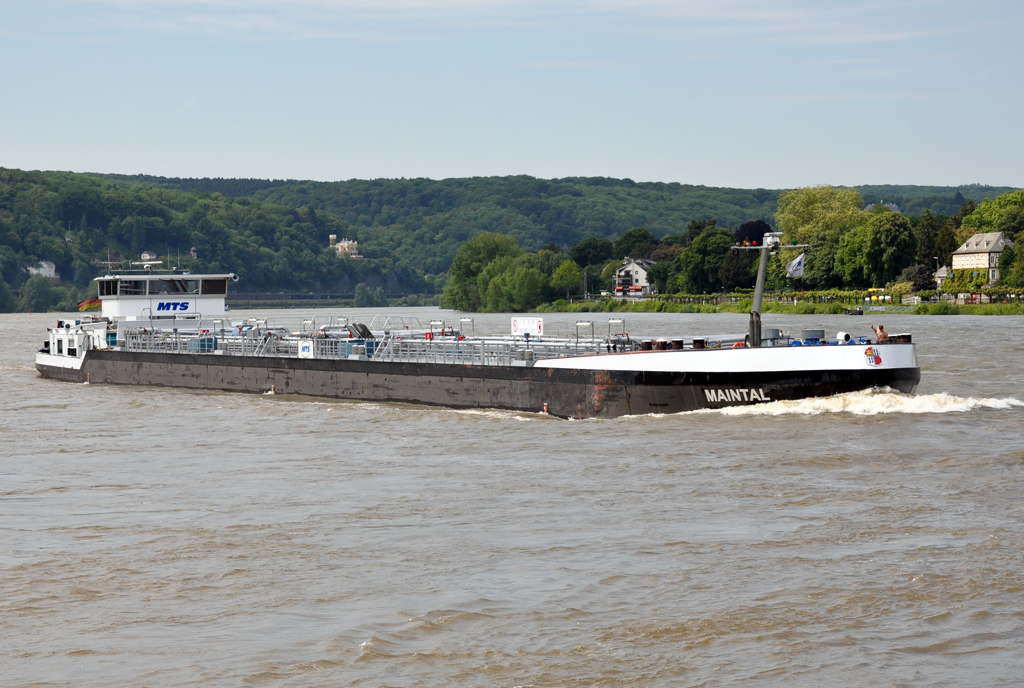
[37, 349, 921, 418]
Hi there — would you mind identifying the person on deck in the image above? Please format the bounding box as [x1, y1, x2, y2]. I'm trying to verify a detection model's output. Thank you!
[871, 324, 889, 342]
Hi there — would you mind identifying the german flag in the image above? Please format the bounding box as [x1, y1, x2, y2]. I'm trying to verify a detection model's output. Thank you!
[78, 297, 101, 311]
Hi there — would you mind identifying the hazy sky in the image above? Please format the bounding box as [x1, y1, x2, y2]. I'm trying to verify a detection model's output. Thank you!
[1, 1, 1022, 188]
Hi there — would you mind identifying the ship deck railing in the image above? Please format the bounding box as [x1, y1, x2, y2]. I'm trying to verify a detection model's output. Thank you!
[373, 336, 604, 366]
[123, 330, 279, 357]
[123, 330, 606, 365]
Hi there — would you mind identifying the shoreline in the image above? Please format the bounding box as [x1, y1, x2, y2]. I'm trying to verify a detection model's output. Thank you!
[19, 299, 1024, 317]
[532, 299, 1024, 316]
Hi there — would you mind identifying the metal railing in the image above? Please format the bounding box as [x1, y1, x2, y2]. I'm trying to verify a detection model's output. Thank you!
[124, 329, 608, 366]
[374, 335, 604, 366]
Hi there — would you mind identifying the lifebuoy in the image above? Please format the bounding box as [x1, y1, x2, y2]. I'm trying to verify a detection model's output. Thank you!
[732, 342, 745, 349]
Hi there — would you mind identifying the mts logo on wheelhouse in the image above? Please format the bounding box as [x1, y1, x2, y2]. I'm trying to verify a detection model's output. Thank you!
[156, 302, 191, 311]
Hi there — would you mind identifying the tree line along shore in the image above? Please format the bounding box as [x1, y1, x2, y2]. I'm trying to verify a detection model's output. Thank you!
[0, 167, 1020, 314]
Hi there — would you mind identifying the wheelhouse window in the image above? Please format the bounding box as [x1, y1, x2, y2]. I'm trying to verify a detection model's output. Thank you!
[98, 280, 117, 296]
[149, 279, 199, 295]
[201, 279, 227, 295]
[118, 280, 146, 295]
[57, 339, 63, 355]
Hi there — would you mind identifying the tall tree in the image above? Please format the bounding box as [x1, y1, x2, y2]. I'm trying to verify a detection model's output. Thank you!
[443, 232, 521, 311]
[0, 280, 15, 313]
[646, 260, 675, 293]
[671, 227, 733, 293]
[898, 264, 937, 291]
[951, 199, 977, 242]
[481, 262, 548, 311]
[864, 211, 917, 287]
[999, 246, 1020, 286]
[935, 221, 959, 268]
[613, 227, 656, 259]
[834, 225, 869, 287]
[995, 206, 1024, 241]
[718, 249, 755, 290]
[19, 275, 55, 312]
[775, 186, 866, 245]
[550, 259, 584, 300]
[685, 218, 717, 245]
[734, 219, 772, 245]
[914, 209, 941, 266]
[775, 186, 867, 289]
[801, 228, 844, 289]
[570, 237, 614, 268]
[962, 189, 1024, 236]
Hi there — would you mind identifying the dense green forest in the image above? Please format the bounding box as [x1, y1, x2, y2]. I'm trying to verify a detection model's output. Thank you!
[0, 165, 1018, 312]
[442, 186, 1024, 312]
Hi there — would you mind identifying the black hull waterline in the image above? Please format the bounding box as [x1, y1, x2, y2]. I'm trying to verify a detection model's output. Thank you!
[37, 350, 921, 418]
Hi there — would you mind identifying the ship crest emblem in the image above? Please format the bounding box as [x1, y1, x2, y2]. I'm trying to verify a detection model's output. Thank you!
[864, 347, 882, 366]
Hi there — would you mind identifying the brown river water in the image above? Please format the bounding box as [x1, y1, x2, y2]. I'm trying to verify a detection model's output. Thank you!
[2, 308, 1023, 687]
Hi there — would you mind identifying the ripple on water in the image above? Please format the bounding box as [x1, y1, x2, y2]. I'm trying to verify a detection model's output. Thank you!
[2, 310, 1024, 686]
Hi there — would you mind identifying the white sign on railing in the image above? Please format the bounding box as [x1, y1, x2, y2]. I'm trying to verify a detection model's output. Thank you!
[511, 317, 543, 336]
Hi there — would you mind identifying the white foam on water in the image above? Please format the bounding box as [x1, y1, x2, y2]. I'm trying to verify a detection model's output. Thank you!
[691, 388, 1024, 417]
[445, 407, 540, 421]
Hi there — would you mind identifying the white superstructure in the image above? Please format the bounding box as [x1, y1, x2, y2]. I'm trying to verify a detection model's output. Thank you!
[95, 272, 236, 319]
[36, 270, 238, 373]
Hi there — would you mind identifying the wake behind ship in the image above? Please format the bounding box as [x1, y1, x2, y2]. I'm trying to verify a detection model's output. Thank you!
[36, 236, 920, 418]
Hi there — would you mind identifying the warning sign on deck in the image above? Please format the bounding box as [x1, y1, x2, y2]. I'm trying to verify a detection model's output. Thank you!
[511, 317, 543, 336]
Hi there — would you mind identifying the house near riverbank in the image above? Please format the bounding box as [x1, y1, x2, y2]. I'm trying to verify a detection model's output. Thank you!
[615, 257, 656, 297]
[951, 232, 1014, 285]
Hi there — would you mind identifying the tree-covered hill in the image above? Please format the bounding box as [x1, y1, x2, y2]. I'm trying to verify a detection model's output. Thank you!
[97, 173, 291, 198]
[0, 165, 1018, 312]
[855, 184, 1013, 217]
[250, 176, 781, 279]
[131, 175, 1017, 278]
[247, 177, 1014, 284]
[0, 168, 427, 311]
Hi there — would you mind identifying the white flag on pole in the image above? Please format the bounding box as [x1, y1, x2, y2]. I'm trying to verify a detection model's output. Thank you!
[786, 252, 806, 279]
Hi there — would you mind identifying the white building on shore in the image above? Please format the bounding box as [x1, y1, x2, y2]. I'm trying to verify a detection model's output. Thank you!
[951, 232, 1014, 285]
[614, 257, 656, 296]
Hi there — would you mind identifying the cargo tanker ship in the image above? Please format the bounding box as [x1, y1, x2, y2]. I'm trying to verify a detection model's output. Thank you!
[35, 235, 920, 418]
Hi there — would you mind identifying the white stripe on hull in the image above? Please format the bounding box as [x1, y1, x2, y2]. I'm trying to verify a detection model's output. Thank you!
[535, 343, 917, 374]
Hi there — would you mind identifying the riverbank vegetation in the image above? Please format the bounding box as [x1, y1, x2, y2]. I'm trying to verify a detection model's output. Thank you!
[535, 295, 1024, 316]
[442, 186, 1024, 313]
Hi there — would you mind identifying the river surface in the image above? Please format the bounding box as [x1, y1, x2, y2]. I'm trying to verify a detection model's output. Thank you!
[2, 308, 1024, 687]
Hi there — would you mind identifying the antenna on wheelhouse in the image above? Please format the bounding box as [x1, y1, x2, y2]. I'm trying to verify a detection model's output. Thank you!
[733, 232, 808, 347]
